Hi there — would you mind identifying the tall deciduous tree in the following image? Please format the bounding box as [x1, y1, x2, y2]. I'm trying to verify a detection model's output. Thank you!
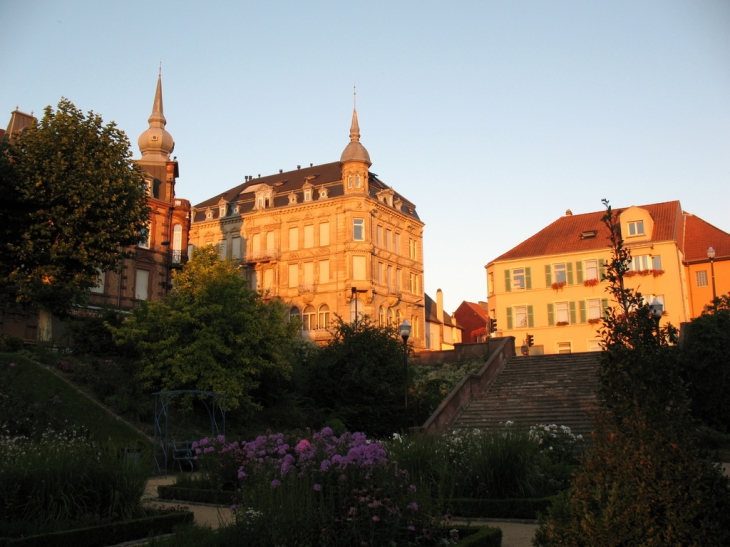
[0, 99, 149, 316]
[534, 200, 730, 546]
[112, 246, 298, 413]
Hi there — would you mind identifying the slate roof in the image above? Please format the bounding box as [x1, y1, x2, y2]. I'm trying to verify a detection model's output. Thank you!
[424, 293, 459, 328]
[683, 213, 730, 263]
[192, 162, 419, 223]
[489, 201, 684, 263]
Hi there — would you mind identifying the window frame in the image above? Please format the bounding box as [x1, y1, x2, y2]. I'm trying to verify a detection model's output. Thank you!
[353, 218, 365, 241]
[628, 220, 645, 236]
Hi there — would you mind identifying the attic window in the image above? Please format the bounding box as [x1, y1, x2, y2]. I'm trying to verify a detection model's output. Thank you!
[304, 189, 312, 202]
[628, 221, 644, 236]
[289, 194, 297, 205]
[319, 188, 328, 199]
[580, 230, 597, 239]
[233, 205, 239, 214]
[206, 210, 213, 219]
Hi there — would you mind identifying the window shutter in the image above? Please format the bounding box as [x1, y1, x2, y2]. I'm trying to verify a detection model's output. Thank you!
[599, 259, 607, 281]
[601, 298, 609, 317]
[576, 262, 583, 284]
[579, 301, 586, 323]
[547, 303, 554, 326]
[569, 301, 577, 324]
[527, 305, 534, 328]
[545, 265, 552, 287]
[525, 267, 532, 289]
[567, 262, 574, 285]
[506, 307, 513, 330]
[504, 270, 511, 292]
[652, 256, 662, 270]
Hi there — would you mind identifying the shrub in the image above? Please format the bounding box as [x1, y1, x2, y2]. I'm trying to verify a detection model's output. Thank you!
[0, 335, 24, 353]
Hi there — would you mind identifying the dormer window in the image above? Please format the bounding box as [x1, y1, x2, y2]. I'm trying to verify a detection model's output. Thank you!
[304, 189, 312, 202]
[233, 205, 239, 214]
[257, 196, 264, 209]
[206, 210, 213, 219]
[220, 205, 226, 217]
[319, 188, 328, 199]
[628, 221, 644, 236]
[289, 193, 297, 205]
[144, 179, 153, 197]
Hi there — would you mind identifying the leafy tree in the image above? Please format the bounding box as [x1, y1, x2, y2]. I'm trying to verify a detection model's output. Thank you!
[112, 246, 298, 413]
[534, 200, 730, 547]
[305, 317, 409, 436]
[681, 293, 730, 434]
[0, 99, 149, 316]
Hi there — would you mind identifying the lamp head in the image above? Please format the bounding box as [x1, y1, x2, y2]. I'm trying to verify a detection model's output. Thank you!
[399, 319, 411, 340]
[707, 247, 716, 260]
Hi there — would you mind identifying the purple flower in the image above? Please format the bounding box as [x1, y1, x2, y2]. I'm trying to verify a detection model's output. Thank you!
[217, 434, 226, 443]
[230, 504, 237, 511]
[320, 459, 331, 472]
[271, 479, 281, 488]
[372, 515, 380, 522]
[9, 363, 16, 368]
[408, 525, 416, 531]
[238, 470, 247, 479]
[314, 483, 322, 491]
[409, 484, 417, 492]
[407, 502, 418, 511]
[295, 439, 311, 453]
[321, 427, 334, 436]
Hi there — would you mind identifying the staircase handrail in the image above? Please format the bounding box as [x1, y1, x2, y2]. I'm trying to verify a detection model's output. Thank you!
[420, 336, 515, 434]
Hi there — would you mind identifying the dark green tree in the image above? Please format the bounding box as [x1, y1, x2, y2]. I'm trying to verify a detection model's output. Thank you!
[112, 246, 298, 413]
[534, 200, 730, 547]
[305, 317, 408, 436]
[681, 293, 730, 434]
[0, 99, 149, 316]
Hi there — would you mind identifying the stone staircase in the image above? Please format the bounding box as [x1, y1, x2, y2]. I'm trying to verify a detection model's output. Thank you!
[450, 352, 601, 438]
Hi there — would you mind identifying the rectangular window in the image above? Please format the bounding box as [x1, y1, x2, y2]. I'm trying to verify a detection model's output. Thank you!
[396, 268, 401, 290]
[289, 227, 299, 250]
[319, 222, 330, 246]
[90, 270, 105, 294]
[353, 218, 365, 241]
[288, 264, 299, 288]
[135, 269, 149, 300]
[557, 342, 572, 354]
[512, 268, 525, 290]
[252, 233, 261, 252]
[696, 270, 708, 287]
[553, 263, 566, 284]
[138, 226, 150, 249]
[386, 229, 392, 251]
[652, 256, 662, 270]
[489, 272, 495, 295]
[304, 225, 314, 248]
[631, 255, 651, 271]
[379, 262, 385, 284]
[231, 236, 241, 259]
[387, 265, 393, 287]
[409, 272, 417, 294]
[219, 241, 227, 259]
[556, 301, 570, 324]
[585, 259, 598, 281]
[394, 233, 400, 255]
[319, 260, 329, 284]
[409, 239, 417, 260]
[628, 220, 644, 236]
[514, 306, 528, 328]
[263, 269, 274, 291]
[588, 340, 603, 352]
[377, 225, 383, 247]
[353, 256, 367, 280]
[266, 231, 275, 250]
[587, 299, 602, 320]
[303, 262, 314, 284]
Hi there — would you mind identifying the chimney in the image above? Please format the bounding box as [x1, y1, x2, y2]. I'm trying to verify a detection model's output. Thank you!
[436, 289, 444, 324]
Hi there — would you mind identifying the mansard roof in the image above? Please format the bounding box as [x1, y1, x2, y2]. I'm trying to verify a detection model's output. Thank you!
[193, 161, 420, 223]
[490, 201, 684, 264]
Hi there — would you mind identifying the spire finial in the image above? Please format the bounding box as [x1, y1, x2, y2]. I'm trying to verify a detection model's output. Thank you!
[159, 61, 162, 77]
[349, 86, 360, 143]
[353, 83, 357, 110]
[148, 72, 166, 128]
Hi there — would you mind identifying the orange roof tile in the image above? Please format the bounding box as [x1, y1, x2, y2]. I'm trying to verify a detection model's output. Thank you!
[683, 213, 730, 262]
[490, 201, 683, 263]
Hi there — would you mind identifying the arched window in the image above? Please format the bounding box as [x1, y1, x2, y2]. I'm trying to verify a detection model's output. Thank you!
[318, 304, 330, 329]
[303, 306, 315, 331]
[289, 307, 301, 325]
[378, 306, 385, 326]
[350, 298, 365, 323]
[172, 224, 183, 264]
[387, 308, 394, 326]
[355, 174, 361, 188]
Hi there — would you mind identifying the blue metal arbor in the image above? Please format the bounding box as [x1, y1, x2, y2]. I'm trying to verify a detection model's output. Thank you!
[152, 390, 227, 475]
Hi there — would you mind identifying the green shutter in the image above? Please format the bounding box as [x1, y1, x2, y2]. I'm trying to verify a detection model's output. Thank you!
[507, 307, 513, 330]
[579, 301, 586, 323]
[599, 259, 607, 281]
[505, 270, 511, 292]
[652, 256, 662, 270]
[547, 303, 554, 326]
[545, 265, 552, 287]
[602, 298, 609, 317]
[527, 305, 534, 328]
[567, 262, 574, 285]
[576, 262, 584, 284]
[569, 301, 577, 324]
[525, 267, 532, 290]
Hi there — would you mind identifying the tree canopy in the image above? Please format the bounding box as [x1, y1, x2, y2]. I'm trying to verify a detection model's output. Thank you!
[0, 99, 149, 316]
[112, 246, 298, 413]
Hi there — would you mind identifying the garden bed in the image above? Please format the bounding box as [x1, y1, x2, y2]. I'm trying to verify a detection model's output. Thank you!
[0, 510, 193, 547]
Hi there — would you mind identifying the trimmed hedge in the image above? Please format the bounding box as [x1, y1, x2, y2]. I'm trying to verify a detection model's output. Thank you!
[453, 525, 503, 547]
[0, 511, 193, 547]
[446, 496, 556, 520]
[157, 485, 237, 505]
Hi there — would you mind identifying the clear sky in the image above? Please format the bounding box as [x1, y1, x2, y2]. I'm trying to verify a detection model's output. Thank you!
[2, 1, 729, 314]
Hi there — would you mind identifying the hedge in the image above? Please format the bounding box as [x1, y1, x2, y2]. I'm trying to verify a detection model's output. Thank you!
[452, 525, 503, 547]
[0, 511, 193, 547]
[157, 485, 237, 505]
[445, 496, 557, 520]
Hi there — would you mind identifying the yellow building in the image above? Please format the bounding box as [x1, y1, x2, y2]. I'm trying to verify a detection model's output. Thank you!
[485, 201, 730, 355]
[188, 108, 427, 348]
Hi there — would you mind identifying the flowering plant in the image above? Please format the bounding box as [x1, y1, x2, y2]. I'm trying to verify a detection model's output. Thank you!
[583, 278, 599, 287]
[624, 270, 638, 277]
[552, 281, 567, 291]
[556, 321, 569, 326]
[651, 269, 665, 277]
[588, 318, 601, 324]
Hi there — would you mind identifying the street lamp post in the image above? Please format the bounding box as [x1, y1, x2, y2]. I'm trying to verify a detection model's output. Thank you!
[649, 297, 664, 342]
[399, 319, 411, 422]
[707, 247, 717, 304]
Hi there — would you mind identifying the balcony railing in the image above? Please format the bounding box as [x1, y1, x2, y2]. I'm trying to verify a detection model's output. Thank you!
[245, 249, 281, 263]
[298, 283, 316, 294]
[170, 250, 188, 265]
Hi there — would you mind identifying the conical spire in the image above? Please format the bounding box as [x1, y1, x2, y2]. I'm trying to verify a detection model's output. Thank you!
[340, 103, 371, 166]
[138, 74, 174, 161]
[349, 107, 360, 142]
